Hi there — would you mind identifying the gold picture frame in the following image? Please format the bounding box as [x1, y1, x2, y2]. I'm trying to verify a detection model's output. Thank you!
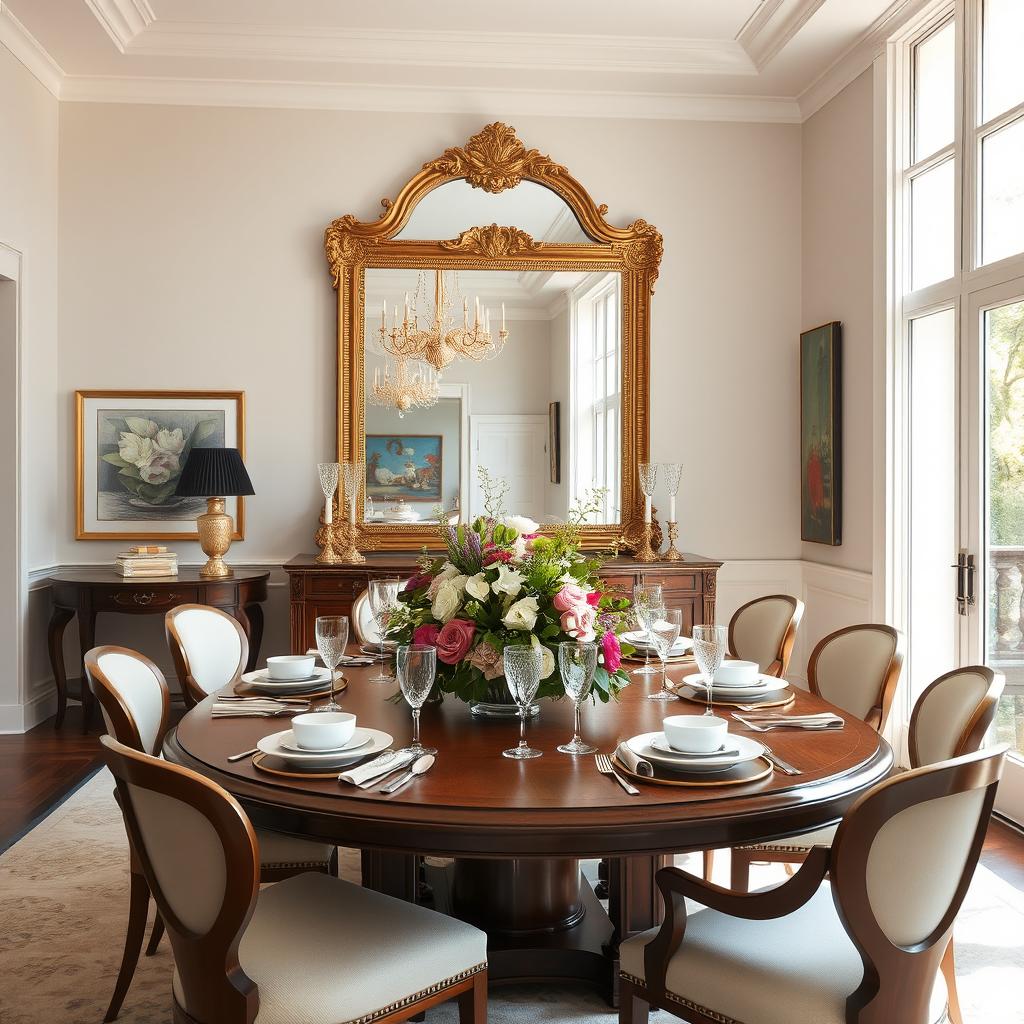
[324, 122, 662, 551]
[75, 389, 246, 541]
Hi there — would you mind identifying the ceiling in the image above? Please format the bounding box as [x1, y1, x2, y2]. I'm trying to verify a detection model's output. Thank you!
[0, 0, 933, 121]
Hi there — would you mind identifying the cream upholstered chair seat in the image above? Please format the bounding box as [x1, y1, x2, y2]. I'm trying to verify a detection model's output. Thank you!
[256, 832, 335, 872]
[620, 885, 947, 1024]
[739, 822, 839, 854]
[172, 872, 486, 1024]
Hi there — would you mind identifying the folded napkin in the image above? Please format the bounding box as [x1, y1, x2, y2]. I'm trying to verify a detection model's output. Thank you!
[338, 750, 415, 787]
[736, 712, 844, 729]
[211, 700, 300, 717]
[614, 741, 654, 778]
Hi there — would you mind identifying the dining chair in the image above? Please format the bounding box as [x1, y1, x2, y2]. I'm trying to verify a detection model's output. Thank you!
[351, 578, 410, 647]
[99, 734, 489, 1024]
[724, 623, 904, 889]
[86, 645, 337, 1021]
[165, 604, 249, 709]
[619, 745, 1006, 1024]
[727, 594, 804, 677]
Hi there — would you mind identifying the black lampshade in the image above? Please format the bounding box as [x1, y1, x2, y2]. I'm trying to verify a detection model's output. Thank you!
[175, 447, 255, 497]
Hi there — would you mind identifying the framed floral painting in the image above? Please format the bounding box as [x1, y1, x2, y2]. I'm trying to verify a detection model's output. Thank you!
[75, 390, 245, 540]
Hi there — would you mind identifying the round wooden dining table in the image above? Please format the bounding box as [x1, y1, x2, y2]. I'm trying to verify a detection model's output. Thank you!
[165, 663, 892, 1005]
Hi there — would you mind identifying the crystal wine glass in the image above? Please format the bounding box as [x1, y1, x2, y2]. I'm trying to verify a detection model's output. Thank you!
[692, 624, 728, 715]
[314, 615, 349, 713]
[396, 644, 437, 755]
[503, 645, 544, 759]
[646, 608, 682, 700]
[557, 641, 598, 755]
[368, 577, 401, 682]
[631, 582, 663, 676]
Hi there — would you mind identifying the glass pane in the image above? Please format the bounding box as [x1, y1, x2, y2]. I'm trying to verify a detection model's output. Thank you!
[984, 297, 1024, 763]
[909, 308, 959, 704]
[982, 116, 1024, 265]
[914, 20, 955, 162]
[911, 158, 955, 289]
[984, 0, 1024, 122]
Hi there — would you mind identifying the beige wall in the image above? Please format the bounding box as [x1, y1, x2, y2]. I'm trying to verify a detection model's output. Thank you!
[57, 105, 803, 569]
[0, 46, 59, 730]
[800, 68, 875, 573]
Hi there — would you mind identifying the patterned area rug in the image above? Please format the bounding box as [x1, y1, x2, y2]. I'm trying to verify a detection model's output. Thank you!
[1, 769, 1022, 1023]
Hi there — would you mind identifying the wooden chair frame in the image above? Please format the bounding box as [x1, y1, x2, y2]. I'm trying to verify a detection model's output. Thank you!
[101, 737, 487, 1024]
[622, 747, 1005, 1024]
[165, 604, 249, 709]
[727, 594, 805, 678]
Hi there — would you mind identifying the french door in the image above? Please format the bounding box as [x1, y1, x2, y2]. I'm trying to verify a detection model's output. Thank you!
[966, 277, 1024, 821]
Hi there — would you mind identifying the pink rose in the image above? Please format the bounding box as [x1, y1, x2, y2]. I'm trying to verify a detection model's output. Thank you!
[601, 631, 622, 672]
[560, 606, 597, 642]
[586, 590, 602, 608]
[434, 618, 477, 665]
[405, 573, 431, 592]
[553, 584, 589, 612]
[467, 640, 504, 679]
[413, 624, 440, 647]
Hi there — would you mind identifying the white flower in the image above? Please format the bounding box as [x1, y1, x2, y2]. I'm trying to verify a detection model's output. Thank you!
[118, 432, 156, 467]
[465, 572, 490, 601]
[491, 565, 525, 597]
[502, 515, 540, 536]
[124, 417, 158, 438]
[538, 644, 555, 679]
[502, 596, 539, 631]
[155, 427, 185, 455]
[511, 536, 527, 560]
[428, 563, 462, 599]
[431, 579, 464, 623]
[139, 452, 179, 485]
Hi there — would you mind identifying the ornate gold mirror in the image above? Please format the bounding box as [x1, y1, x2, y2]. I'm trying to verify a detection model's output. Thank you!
[325, 122, 662, 551]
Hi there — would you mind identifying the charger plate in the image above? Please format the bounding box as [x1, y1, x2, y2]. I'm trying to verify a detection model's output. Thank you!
[252, 751, 357, 780]
[673, 685, 795, 710]
[612, 754, 773, 788]
[234, 678, 341, 700]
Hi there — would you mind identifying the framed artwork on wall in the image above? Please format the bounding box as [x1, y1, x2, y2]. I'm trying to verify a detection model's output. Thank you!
[549, 401, 561, 484]
[366, 434, 443, 503]
[800, 322, 842, 545]
[75, 390, 245, 540]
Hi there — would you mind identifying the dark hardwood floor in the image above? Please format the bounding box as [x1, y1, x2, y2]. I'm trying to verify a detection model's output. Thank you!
[2, 708, 1023, 888]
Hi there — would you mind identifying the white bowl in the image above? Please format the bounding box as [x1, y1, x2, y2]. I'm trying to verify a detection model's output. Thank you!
[662, 715, 729, 754]
[266, 655, 316, 681]
[291, 712, 357, 751]
[714, 660, 759, 685]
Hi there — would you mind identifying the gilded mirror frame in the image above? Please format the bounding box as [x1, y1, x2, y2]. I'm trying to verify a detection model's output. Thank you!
[325, 122, 662, 551]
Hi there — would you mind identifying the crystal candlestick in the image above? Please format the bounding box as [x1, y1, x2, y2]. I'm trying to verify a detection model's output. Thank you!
[635, 463, 660, 562]
[338, 461, 367, 564]
[662, 462, 683, 561]
[315, 463, 343, 565]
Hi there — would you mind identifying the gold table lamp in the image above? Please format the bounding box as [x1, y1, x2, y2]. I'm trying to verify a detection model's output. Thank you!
[174, 447, 254, 578]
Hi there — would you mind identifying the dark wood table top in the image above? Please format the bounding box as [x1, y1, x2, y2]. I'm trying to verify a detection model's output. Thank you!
[166, 662, 892, 858]
[47, 568, 270, 586]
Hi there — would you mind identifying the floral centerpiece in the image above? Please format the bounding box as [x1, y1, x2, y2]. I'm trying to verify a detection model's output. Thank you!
[385, 490, 634, 707]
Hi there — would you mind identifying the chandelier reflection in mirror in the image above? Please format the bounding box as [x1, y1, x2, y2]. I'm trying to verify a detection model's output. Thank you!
[378, 271, 509, 374]
[370, 355, 440, 417]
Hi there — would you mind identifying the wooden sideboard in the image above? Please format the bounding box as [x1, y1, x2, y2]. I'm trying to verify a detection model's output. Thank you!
[284, 553, 722, 655]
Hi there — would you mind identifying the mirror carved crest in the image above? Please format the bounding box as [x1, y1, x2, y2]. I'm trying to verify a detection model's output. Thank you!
[325, 122, 662, 551]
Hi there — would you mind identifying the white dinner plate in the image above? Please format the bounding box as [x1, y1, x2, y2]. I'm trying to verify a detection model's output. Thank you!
[623, 632, 693, 653]
[681, 674, 789, 698]
[627, 731, 764, 773]
[277, 728, 374, 755]
[241, 668, 332, 692]
[257, 727, 392, 765]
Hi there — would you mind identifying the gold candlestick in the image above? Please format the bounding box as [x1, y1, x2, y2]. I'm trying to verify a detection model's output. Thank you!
[314, 501, 344, 565]
[662, 522, 684, 561]
[336, 520, 367, 564]
[634, 521, 659, 563]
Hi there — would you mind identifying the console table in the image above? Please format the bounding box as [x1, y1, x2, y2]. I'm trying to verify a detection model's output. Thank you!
[46, 568, 270, 730]
[284, 553, 721, 656]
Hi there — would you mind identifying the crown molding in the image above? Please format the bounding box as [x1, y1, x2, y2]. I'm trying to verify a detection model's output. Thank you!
[0, 2, 63, 97]
[797, 0, 936, 119]
[59, 75, 803, 123]
[737, 0, 827, 70]
[83, 0, 154, 53]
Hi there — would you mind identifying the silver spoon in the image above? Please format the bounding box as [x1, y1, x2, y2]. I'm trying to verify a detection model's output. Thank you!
[227, 747, 259, 762]
[380, 753, 435, 793]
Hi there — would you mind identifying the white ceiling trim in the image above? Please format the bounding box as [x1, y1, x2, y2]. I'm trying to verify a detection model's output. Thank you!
[111, 21, 757, 77]
[83, 0, 154, 53]
[0, 2, 63, 97]
[58, 75, 803, 124]
[737, 0, 827, 70]
[796, 0, 935, 119]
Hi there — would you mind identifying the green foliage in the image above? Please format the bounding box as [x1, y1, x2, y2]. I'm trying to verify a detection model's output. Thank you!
[988, 301, 1024, 545]
[476, 466, 509, 519]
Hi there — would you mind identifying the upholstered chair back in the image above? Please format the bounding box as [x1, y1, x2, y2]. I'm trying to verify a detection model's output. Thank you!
[351, 580, 410, 647]
[85, 646, 170, 756]
[100, 735, 260, 1024]
[808, 624, 904, 731]
[831, 746, 1004, 1022]
[728, 595, 804, 677]
[166, 604, 248, 706]
[910, 667, 1005, 768]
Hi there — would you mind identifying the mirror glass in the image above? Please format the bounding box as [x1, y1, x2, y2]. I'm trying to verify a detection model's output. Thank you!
[394, 180, 592, 243]
[364, 267, 622, 526]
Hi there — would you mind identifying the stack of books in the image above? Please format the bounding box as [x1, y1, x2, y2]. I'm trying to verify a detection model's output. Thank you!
[115, 545, 178, 577]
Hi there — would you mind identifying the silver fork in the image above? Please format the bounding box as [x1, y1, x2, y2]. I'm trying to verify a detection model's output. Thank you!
[211, 706, 299, 719]
[595, 754, 640, 795]
[759, 743, 801, 776]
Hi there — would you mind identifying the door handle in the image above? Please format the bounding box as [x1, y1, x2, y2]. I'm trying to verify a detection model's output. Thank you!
[951, 551, 967, 616]
[965, 553, 976, 608]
